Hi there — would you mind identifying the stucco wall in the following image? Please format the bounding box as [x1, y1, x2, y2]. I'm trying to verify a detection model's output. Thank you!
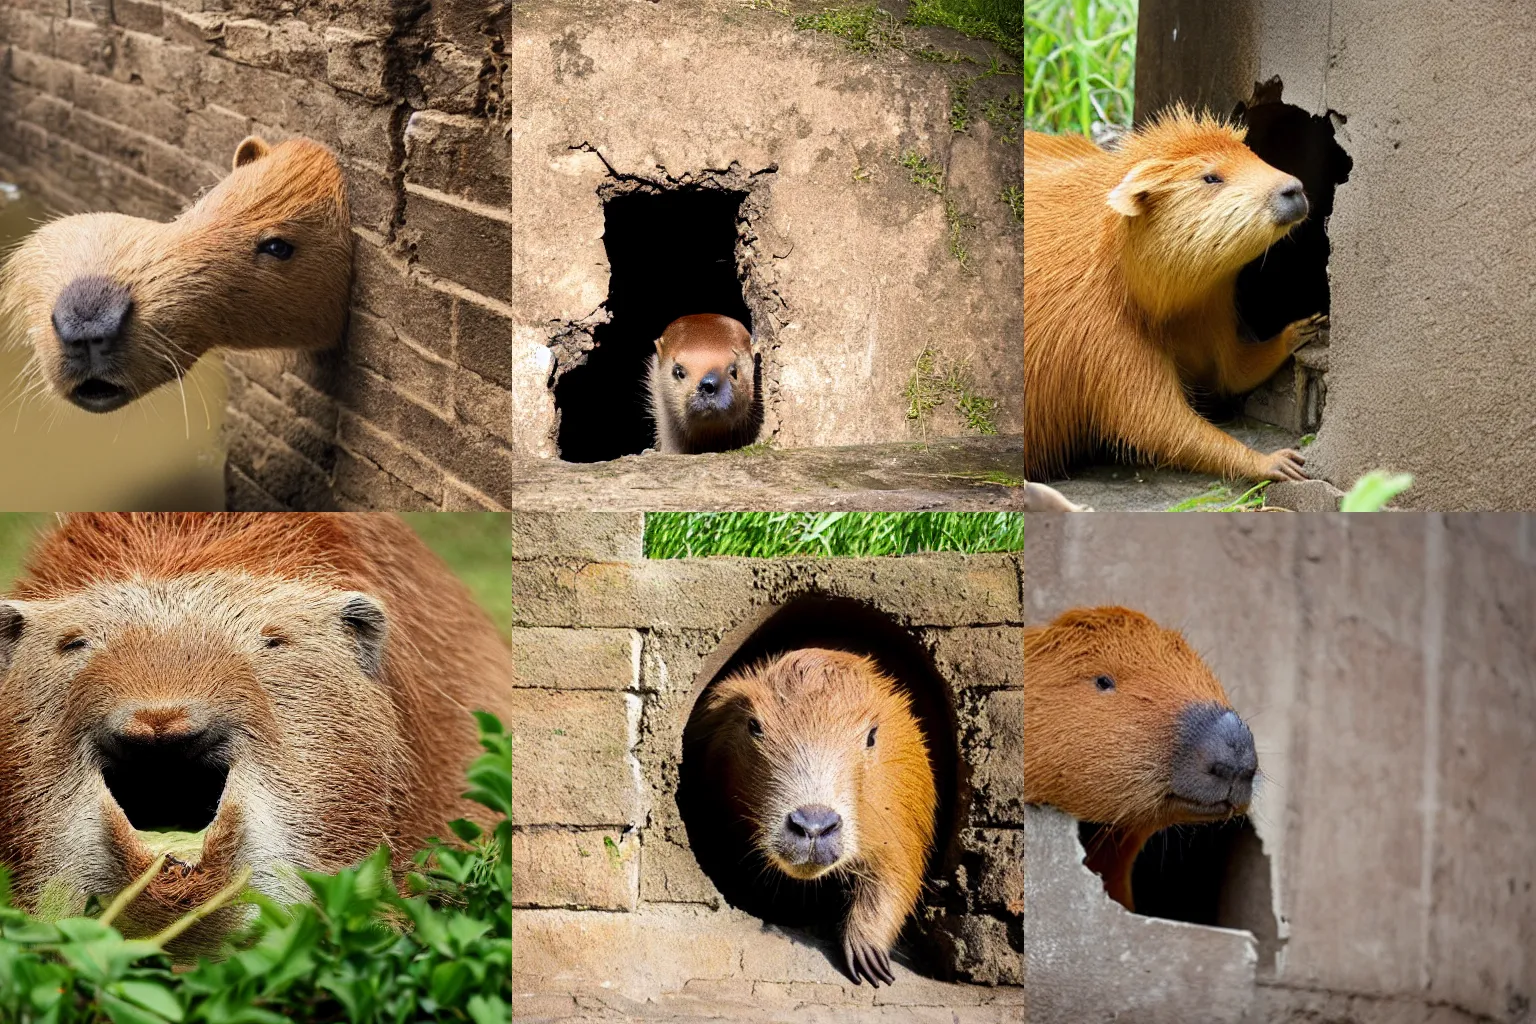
[1135, 0, 1536, 510]
[508, 512, 1023, 1020]
[1025, 513, 1536, 1023]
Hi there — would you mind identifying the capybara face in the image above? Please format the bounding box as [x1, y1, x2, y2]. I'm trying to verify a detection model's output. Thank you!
[1024, 606, 1258, 834]
[0, 136, 351, 413]
[700, 649, 920, 881]
[654, 314, 756, 430]
[1107, 109, 1306, 292]
[0, 571, 399, 915]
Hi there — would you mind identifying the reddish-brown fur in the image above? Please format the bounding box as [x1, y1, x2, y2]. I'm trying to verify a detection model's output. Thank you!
[0, 513, 511, 945]
[692, 649, 936, 986]
[1024, 607, 1248, 909]
[0, 136, 351, 411]
[647, 313, 759, 454]
[1025, 108, 1325, 482]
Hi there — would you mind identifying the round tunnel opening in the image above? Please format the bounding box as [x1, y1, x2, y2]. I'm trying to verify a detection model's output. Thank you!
[554, 185, 755, 463]
[677, 595, 964, 973]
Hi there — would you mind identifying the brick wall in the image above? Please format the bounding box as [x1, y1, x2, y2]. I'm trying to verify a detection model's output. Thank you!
[0, 0, 517, 510]
[508, 513, 1024, 1012]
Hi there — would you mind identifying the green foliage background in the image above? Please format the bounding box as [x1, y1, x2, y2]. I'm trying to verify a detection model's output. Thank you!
[644, 511, 1024, 558]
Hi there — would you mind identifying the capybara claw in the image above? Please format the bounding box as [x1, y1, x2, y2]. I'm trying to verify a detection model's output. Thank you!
[1290, 313, 1330, 350]
[1261, 448, 1308, 482]
[844, 935, 896, 987]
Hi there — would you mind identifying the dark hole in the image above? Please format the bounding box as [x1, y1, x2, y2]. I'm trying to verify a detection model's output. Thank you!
[1082, 816, 1283, 974]
[1233, 78, 1354, 343]
[99, 730, 230, 833]
[554, 187, 754, 463]
[677, 596, 962, 976]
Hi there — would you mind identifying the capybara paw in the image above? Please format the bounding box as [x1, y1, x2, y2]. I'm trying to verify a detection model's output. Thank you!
[1287, 313, 1330, 351]
[843, 932, 896, 987]
[1260, 448, 1308, 482]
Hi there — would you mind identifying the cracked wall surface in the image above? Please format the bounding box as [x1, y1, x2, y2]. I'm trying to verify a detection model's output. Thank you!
[0, 0, 521, 509]
[1026, 514, 1536, 1023]
[510, 0, 1023, 457]
[508, 513, 1023, 1018]
[1135, 0, 1536, 510]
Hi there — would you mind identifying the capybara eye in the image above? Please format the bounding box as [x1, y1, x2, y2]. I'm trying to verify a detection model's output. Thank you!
[1094, 674, 1116, 691]
[263, 635, 286, 649]
[672, 363, 687, 381]
[729, 364, 739, 380]
[1201, 173, 1224, 185]
[747, 717, 763, 738]
[866, 726, 877, 748]
[58, 636, 88, 653]
[257, 237, 295, 260]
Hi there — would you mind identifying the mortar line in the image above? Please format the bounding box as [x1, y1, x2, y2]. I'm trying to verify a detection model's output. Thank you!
[1416, 513, 1446, 991]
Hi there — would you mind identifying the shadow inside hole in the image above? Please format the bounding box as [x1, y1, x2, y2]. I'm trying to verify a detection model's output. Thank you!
[1233, 78, 1354, 343]
[676, 596, 962, 975]
[1082, 816, 1283, 973]
[555, 187, 754, 463]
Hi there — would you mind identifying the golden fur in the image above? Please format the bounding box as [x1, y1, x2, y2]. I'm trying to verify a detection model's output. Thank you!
[1025, 107, 1324, 481]
[646, 313, 759, 454]
[692, 649, 936, 986]
[1024, 606, 1249, 909]
[0, 513, 511, 948]
[0, 136, 351, 411]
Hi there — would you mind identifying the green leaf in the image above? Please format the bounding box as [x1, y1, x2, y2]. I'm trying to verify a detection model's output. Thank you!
[466, 993, 511, 1024]
[98, 990, 174, 1024]
[429, 959, 472, 1005]
[449, 818, 484, 844]
[113, 980, 185, 1021]
[1339, 471, 1414, 512]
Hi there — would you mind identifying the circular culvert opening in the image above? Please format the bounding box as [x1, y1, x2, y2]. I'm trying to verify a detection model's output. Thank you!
[676, 595, 964, 976]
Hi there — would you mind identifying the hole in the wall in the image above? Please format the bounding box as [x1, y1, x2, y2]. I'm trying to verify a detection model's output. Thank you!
[1082, 815, 1284, 975]
[1233, 77, 1353, 343]
[676, 596, 964, 978]
[553, 185, 757, 463]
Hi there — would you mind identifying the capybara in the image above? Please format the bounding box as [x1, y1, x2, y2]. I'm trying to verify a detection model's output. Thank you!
[0, 136, 351, 413]
[1023, 607, 1257, 910]
[1024, 107, 1326, 482]
[0, 513, 511, 948]
[647, 313, 760, 454]
[688, 648, 936, 986]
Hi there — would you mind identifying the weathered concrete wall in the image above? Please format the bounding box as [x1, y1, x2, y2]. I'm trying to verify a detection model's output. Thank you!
[509, 513, 1023, 1020]
[1025, 513, 1536, 1023]
[509, 0, 1023, 456]
[1136, 0, 1536, 510]
[0, 0, 519, 510]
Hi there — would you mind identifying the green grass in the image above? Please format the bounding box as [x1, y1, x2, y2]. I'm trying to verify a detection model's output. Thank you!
[643, 512, 1024, 559]
[0, 712, 512, 1023]
[903, 345, 998, 435]
[899, 149, 945, 194]
[1167, 481, 1271, 512]
[1025, 0, 1137, 134]
[907, 0, 1024, 60]
[787, 1, 1022, 60]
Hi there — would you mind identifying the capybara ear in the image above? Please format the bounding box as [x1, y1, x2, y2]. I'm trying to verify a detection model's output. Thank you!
[1107, 159, 1175, 217]
[0, 601, 28, 676]
[232, 136, 272, 170]
[654, 334, 667, 354]
[338, 592, 389, 678]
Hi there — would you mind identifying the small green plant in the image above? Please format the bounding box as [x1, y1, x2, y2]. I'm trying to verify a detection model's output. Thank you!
[1024, 0, 1138, 134]
[907, 0, 1023, 60]
[980, 89, 1024, 143]
[945, 197, 974, 271]
[1168, 481, 1271, 512]
[0, 713, 513, 1023]
[898, 149, 945, 194]
[1001, 183, 1023, 222]
[643, 512, 1025, 558]
[950, 79, 973, 132]
[1339, 471, 1413, 512]
[792, 3, 902, 52]
[904, 346, 998, 435]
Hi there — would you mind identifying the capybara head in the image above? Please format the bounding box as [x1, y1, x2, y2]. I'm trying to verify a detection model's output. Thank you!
[0, 136, 351, 413]
[1106, 107, 1307, 315]
[0, 572, 402, 928]
[652, 313, 756, 432]
[1024, 606, 1257, 835]
[695, 648, 935, 883]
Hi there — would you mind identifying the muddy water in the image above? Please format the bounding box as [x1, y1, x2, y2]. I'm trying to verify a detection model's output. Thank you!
[0, 183, 225, 510]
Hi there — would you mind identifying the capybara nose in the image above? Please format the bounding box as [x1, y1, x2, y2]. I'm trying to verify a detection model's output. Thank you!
[697, 371, 720, 397]
[1172, 702, 1258, 810]
[1270, 178, 1309, 226]
[51, 275, 133, 358]
[787, 804, 843, 840]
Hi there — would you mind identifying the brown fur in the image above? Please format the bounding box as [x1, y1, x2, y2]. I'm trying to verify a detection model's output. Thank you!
[0, 136, 351, 411]
[692, 649, 936, 986]
[646, 313, 759, 454]
[0, 513, 511, 946]
[1024, 607, 1249, 909]
[1024, 107, 1324, 482]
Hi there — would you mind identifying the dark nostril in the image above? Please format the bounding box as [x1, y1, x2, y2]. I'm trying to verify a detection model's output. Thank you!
[52, 275, 133, 355]
[787, 804, 842, 839]
[697, 372, 719, 396]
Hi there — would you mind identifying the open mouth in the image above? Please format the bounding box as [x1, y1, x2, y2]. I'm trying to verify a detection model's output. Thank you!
[69, 379, 132, 413]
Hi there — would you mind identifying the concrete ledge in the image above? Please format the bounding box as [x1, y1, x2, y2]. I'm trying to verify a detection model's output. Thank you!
[498, 436, 1024, 511]
[1025, 806, 1257, 1023]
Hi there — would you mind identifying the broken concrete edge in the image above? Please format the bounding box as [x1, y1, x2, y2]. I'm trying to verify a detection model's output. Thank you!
[1263, 478, 1345, 511]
